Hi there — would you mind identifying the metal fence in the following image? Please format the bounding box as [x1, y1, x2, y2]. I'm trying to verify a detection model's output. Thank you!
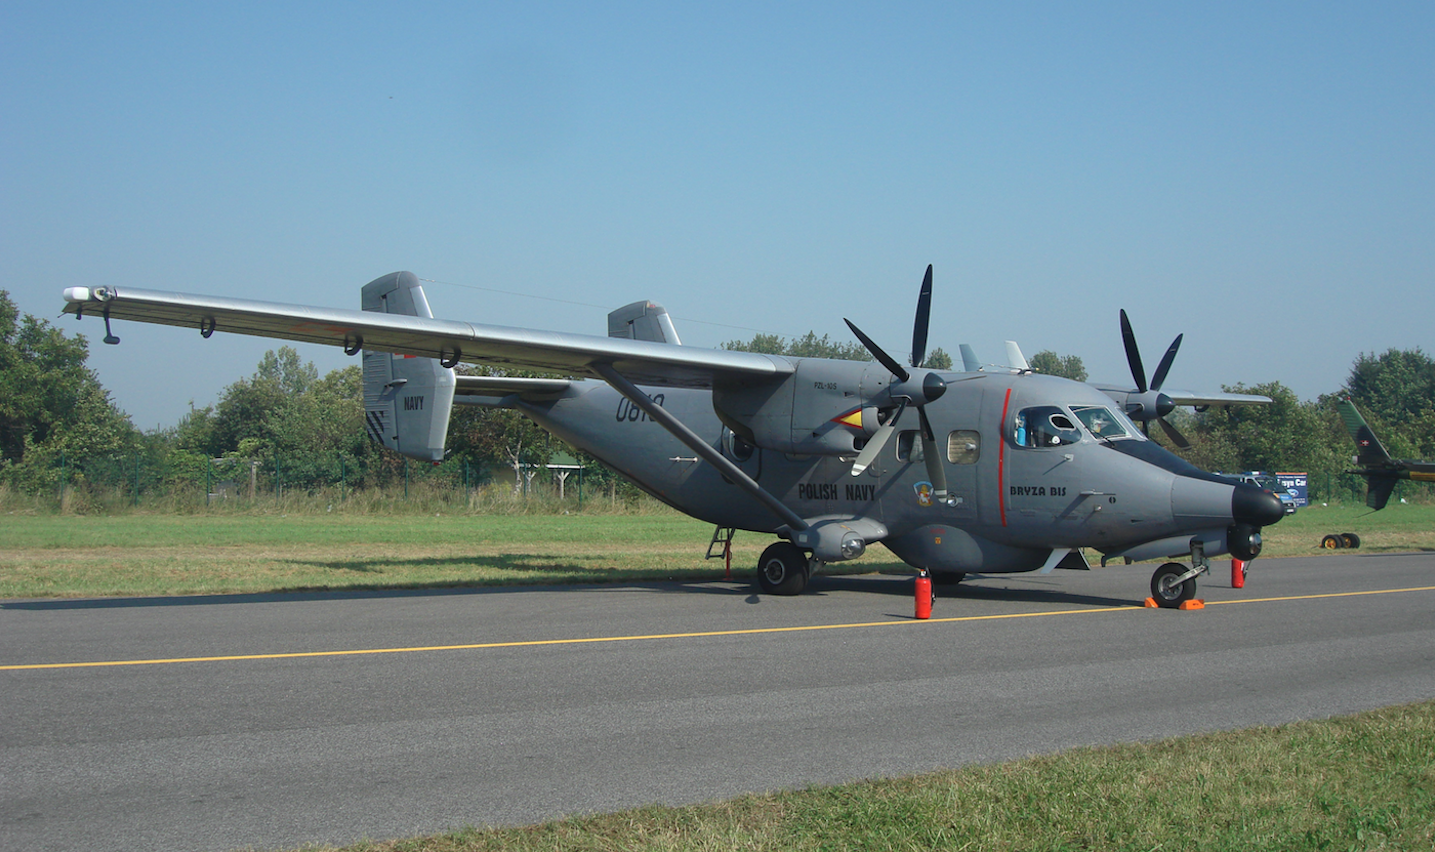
[10, 450, 603, 510]
[13, 451, 1430, 511]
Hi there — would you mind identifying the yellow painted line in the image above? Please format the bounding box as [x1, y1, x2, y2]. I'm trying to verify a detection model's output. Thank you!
[4, 585, 1433, 672]
[1202, 585, 1435, 606]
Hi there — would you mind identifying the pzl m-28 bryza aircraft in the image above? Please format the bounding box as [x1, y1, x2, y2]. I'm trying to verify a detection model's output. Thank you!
[62, 266, 1285, 607]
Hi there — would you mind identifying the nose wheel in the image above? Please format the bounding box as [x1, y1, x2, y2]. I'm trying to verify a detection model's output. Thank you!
[1150, 562, 1198, 608]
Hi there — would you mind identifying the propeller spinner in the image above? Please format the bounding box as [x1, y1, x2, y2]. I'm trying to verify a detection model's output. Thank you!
[1118, 308, 1189, 449]
[844, 265, 954, 504]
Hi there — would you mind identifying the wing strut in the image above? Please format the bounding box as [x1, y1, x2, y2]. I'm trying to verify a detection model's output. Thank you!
[592, 363, 809, 533]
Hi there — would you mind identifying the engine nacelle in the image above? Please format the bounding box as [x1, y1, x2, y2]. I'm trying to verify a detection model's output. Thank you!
[712, 359, 883, 456]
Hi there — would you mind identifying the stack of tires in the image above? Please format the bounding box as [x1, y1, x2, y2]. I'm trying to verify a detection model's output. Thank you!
[1319, 533, 1361, 549]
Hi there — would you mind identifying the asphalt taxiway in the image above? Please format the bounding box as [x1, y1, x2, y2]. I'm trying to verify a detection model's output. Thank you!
[3, 551, 1433, 852]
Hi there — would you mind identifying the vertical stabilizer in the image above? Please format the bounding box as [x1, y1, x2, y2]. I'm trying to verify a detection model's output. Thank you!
[959, 344, 982, 373]
[1004, 341, 1030, 372]
[608, 301, 682, 345]
[360, 272, 456, 462]
[1337, 398, 1394, 468]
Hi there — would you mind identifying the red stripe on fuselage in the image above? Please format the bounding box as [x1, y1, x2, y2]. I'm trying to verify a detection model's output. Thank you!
[998, 387, 1011, 527]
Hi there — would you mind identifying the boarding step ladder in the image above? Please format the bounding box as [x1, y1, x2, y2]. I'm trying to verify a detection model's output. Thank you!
[706, 526, 736, 579]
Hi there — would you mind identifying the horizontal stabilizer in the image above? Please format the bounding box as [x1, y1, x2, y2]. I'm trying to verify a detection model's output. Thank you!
[452, 375, 573, 407]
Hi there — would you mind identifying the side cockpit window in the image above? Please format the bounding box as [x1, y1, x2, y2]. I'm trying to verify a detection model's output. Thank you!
[1014, 406, 1081, 448]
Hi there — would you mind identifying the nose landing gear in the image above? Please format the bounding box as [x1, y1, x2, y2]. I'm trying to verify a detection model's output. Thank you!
[1148, 540, 1212, 609]
[1150, 562, 1198, 607]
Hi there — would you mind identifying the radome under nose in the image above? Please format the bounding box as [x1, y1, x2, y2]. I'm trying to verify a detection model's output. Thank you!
[1232, 484, 1286, 527]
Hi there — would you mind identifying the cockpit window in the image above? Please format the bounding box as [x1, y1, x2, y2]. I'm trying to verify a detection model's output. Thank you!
[1071, 405, 1133, 440]
[1014, 406, 1081, 447]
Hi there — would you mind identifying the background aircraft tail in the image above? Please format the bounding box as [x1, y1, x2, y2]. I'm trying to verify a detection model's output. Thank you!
[1336, 398, 1399, 509]
[1337, 398, 1394, 468]
[360, 272, 456, 462]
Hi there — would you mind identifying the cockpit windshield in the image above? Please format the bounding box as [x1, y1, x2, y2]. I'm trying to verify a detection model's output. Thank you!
[1014, 404, 1144, 448]
[1070, 405, 1136, 440]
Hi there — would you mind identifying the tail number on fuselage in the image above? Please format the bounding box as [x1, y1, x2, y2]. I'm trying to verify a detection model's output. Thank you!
[616, 395, 666, 423]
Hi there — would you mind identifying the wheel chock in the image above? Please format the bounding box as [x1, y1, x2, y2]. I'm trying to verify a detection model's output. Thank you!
[1144, 597, 1206, 610]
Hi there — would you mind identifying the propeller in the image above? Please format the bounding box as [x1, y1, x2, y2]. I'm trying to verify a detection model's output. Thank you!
[1118, 309, 1189, 449]
[845, 265, 953, 504]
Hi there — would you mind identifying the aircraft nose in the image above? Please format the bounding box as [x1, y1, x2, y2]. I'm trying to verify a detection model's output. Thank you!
[1232, 484, 1286, 527]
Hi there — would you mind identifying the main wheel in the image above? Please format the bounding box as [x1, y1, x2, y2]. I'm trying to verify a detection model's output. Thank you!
[1341, 532, 1361, 549]
[756, 542, 809, 596]
[1320, 534, 1344, 549]
[1150, 562, 1195, 608]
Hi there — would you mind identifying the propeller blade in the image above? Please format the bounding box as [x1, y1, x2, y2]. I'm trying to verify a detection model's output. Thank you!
[917, 406, 948, 500]
[845, 319, 910, 383]
[850, 400, 907, 476]
[1150, 334, 1182, 391]
[1119, 309, 1148, 394]
[911, 264, 932, 368]
[1156, 416, 1191, 450]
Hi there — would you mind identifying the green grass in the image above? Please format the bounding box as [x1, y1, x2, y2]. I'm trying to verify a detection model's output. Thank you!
[0, 511, 810, 598]
[1259, 501, 1435, 555]
[3, 502, 1433, 599]
[312, 699, 1435, 852]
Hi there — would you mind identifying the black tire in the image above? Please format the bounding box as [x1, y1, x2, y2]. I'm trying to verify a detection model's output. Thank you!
[756, 542, 808, 596]
[931, 572, 967, 586]
[1321, 534, 1345, 550]
[1150, 562, 1195, 608]
[1341, 532, 1361, 549]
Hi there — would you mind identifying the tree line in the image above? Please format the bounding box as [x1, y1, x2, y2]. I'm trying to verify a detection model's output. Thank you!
[2, 289, 1430, 506]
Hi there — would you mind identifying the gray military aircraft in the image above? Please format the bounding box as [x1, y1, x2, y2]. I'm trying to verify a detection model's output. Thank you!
[1337, 397, 1435, 510]
[61, 266, 1285, 607]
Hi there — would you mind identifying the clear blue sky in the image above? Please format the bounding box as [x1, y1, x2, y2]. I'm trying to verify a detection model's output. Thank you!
[3, 2, 1431, 429]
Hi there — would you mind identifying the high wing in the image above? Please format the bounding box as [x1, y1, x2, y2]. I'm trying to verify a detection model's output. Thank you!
[60, 275, 790, 389]
[1090, 384, 1273, 409]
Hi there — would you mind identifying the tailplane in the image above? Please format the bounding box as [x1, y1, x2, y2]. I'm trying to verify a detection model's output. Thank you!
[360, 272, 456, 462]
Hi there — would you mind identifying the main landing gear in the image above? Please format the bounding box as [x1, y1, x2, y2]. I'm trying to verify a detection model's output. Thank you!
[756, 541, 812, 596]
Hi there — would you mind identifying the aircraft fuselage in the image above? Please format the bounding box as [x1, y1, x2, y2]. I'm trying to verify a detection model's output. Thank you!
[516, 367, 1271, 575]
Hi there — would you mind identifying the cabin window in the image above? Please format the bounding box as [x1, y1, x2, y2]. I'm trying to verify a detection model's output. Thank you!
[721, 427, 755, 462]
[1014, 406, 1080, 447]
[895, 431, 924, 462]
[947, 430, 980, 464]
